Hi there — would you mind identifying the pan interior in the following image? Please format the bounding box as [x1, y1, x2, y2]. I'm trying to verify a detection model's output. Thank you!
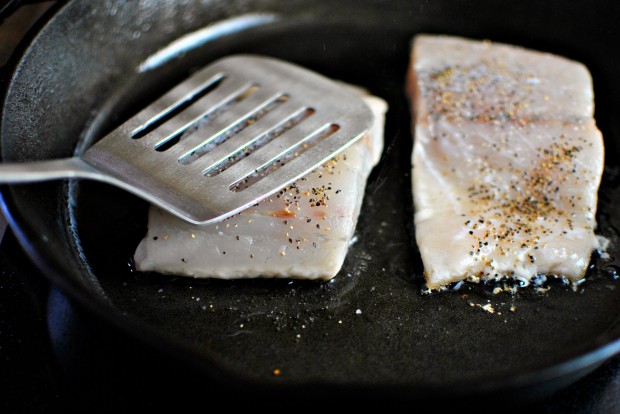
[69, 21, 620, 388]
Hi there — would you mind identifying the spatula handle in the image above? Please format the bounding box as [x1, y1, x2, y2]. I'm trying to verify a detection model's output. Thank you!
[0, 157, 99, 182]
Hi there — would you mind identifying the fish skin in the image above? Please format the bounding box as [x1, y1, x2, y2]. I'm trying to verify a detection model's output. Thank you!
[409, 35, 604, 289]
[134, 91, 387, 280]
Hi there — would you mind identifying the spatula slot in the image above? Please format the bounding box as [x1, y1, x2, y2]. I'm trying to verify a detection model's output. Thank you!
[229, 123, 340, 192]
[153, 83, 259, 152]
[178, 93, 291, 166]
[131, 74, 226, 140]
[201, 106, 315, 176]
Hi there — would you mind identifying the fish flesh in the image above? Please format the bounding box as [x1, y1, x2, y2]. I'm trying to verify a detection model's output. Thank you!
[408, 35, 604, 289]
[134, 87, 387, 280]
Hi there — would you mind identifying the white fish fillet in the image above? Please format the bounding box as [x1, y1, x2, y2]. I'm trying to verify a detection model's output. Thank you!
[408, 35, 604, 289]
[134, 88, 387, 280]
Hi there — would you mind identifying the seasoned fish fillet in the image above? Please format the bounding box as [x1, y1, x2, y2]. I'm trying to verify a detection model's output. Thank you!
[408, 35, 604, 289]
[134, 89, 386, 280]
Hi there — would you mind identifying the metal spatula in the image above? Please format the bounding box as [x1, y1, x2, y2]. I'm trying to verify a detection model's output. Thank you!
[0, 55, 373, 225]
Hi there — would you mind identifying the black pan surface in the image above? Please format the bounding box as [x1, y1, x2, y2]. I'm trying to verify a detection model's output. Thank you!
[2, 0, 620, 400]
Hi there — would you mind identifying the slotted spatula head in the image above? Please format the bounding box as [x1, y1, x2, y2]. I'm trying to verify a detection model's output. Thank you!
[82, 55, 374, 224]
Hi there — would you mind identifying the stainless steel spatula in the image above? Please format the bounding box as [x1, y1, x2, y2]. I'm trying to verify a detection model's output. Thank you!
[0, 55, 373, 224]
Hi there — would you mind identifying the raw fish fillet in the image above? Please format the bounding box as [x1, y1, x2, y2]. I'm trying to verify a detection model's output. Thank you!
[408, 35, 604, 289]
[134, 89, 387, 280]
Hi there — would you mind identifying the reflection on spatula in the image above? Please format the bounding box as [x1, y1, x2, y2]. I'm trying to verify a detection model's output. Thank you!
[0, 55, 373, 224]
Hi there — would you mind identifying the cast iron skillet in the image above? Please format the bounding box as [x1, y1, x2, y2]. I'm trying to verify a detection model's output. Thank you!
[2, 0, 620, 401]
